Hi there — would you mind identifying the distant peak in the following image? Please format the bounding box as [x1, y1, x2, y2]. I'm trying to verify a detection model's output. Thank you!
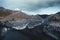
[14, 8, 20, 11]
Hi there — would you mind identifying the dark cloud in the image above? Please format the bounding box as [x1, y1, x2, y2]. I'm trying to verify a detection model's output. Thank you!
[1, 0, 60, 10]
[26, 0, 60, 11]
[0, 0, 60, 15]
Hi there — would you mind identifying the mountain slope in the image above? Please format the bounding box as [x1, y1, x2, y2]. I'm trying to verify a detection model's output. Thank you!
[47, 12, 60, 22]
[0, 7, 12, 19]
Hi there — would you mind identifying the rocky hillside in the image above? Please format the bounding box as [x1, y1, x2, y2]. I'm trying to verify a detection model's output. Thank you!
[0, 7, 12, 19]
[47, 12, 60, 22]
[0, 7, 42, 21]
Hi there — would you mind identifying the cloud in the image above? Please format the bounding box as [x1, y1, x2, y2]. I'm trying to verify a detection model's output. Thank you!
[22, 6, 60, 15]
[2, 0, 60, 10]
[25, 0, 60, 11]
[1, 0, 60, 15]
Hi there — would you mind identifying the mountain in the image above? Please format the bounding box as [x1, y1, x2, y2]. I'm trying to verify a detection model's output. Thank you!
[47, 12, 60, 22]
[0, 7, 42, 21]
[36, 14, 50, 19]
[44, 12, 60, 27]
[53, 12, 60, 21]
[0, 9, 60, 40]
[5, 11, 42, 21]
[0, 7, 42, 30]
[0, 7, 12, 19]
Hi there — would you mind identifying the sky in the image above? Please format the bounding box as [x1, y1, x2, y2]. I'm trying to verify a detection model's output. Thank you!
[0, 0, 60, 15]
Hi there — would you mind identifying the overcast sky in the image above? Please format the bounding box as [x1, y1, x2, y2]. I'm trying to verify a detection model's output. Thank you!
[1, 0, 60, 15]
